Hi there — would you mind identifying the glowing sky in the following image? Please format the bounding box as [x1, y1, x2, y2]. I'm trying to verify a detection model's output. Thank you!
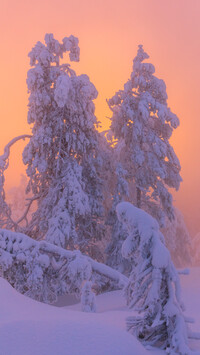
[1, 0, 200, 235]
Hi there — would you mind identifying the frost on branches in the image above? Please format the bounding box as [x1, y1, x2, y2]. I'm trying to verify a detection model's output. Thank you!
[116, 202, 198, 354]
[108, 45, 182, 226]
[22, 34, 104, 256]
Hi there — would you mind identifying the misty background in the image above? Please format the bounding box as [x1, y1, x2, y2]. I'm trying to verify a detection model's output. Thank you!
[1, 0, 200, 237]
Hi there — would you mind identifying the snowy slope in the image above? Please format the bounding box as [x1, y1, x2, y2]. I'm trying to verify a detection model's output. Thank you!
[0, 278, 148, 355]
[0, 268, 199, 355]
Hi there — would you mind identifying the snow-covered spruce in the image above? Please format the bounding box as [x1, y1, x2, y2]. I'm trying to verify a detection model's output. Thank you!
[0, 229, 127, 304]
[108, 45, 182, 226]
[22, 34, 105, 257]
[116, 202, 198, 354]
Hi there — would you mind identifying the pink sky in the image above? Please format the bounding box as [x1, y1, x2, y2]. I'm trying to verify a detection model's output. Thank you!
[1, 0, 200, 235]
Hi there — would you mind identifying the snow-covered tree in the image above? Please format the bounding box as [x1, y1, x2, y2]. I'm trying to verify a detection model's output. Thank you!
[116, 202, 198, 354]
[22, 34, 104, 256]
[108, 45, 182, 226]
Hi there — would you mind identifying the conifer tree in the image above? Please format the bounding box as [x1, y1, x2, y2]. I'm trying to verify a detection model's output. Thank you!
[108, 45, 182, 226]
[22, 34, 104, 255]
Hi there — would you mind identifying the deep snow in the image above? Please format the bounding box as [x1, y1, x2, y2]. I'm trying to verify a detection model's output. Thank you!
[0, 268, 199, 355]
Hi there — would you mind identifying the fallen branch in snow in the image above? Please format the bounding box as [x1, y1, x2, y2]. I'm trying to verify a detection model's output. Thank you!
[88, 257, 128, 288]
[0, 228, 128, 305]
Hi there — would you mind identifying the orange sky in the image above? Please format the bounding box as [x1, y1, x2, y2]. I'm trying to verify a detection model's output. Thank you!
[1, 0, 200, 235]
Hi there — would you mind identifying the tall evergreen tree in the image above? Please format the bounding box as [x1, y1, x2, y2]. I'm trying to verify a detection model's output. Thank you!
[108, 45, 182, 226]
[22, 34, 104, 255]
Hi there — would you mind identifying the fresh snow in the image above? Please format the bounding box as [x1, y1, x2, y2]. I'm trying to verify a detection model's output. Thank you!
[0, 278, 146, 355]
[0, 269, 199, 355]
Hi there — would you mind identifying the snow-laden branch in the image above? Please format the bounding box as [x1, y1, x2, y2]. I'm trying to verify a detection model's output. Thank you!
[88, 257, 128, 287]
[0, 229, 128, 305]
[0, 135, 32, 168]
[0, 135, 32, 231]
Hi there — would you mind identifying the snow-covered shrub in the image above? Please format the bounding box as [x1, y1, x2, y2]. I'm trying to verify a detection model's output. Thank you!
[116, 202, 198, 354]
[81, 281, 96, 312]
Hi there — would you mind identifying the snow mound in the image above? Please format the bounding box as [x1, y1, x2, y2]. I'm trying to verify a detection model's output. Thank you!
[0, 271, 199, 355]
[0, 278, 148, 355]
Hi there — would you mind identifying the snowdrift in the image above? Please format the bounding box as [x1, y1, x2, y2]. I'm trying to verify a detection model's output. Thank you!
[0, 278, 147, 355]
[0, 269, 199, 355]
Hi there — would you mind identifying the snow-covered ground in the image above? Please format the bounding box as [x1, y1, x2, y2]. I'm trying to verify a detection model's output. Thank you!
[0, 268, 199, 355]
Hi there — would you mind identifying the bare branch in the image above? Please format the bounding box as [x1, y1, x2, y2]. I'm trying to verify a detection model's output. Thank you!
[16, 195, 39, 225]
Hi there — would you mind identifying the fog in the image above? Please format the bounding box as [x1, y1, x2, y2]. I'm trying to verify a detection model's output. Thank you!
[1, 0, 200, 237]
